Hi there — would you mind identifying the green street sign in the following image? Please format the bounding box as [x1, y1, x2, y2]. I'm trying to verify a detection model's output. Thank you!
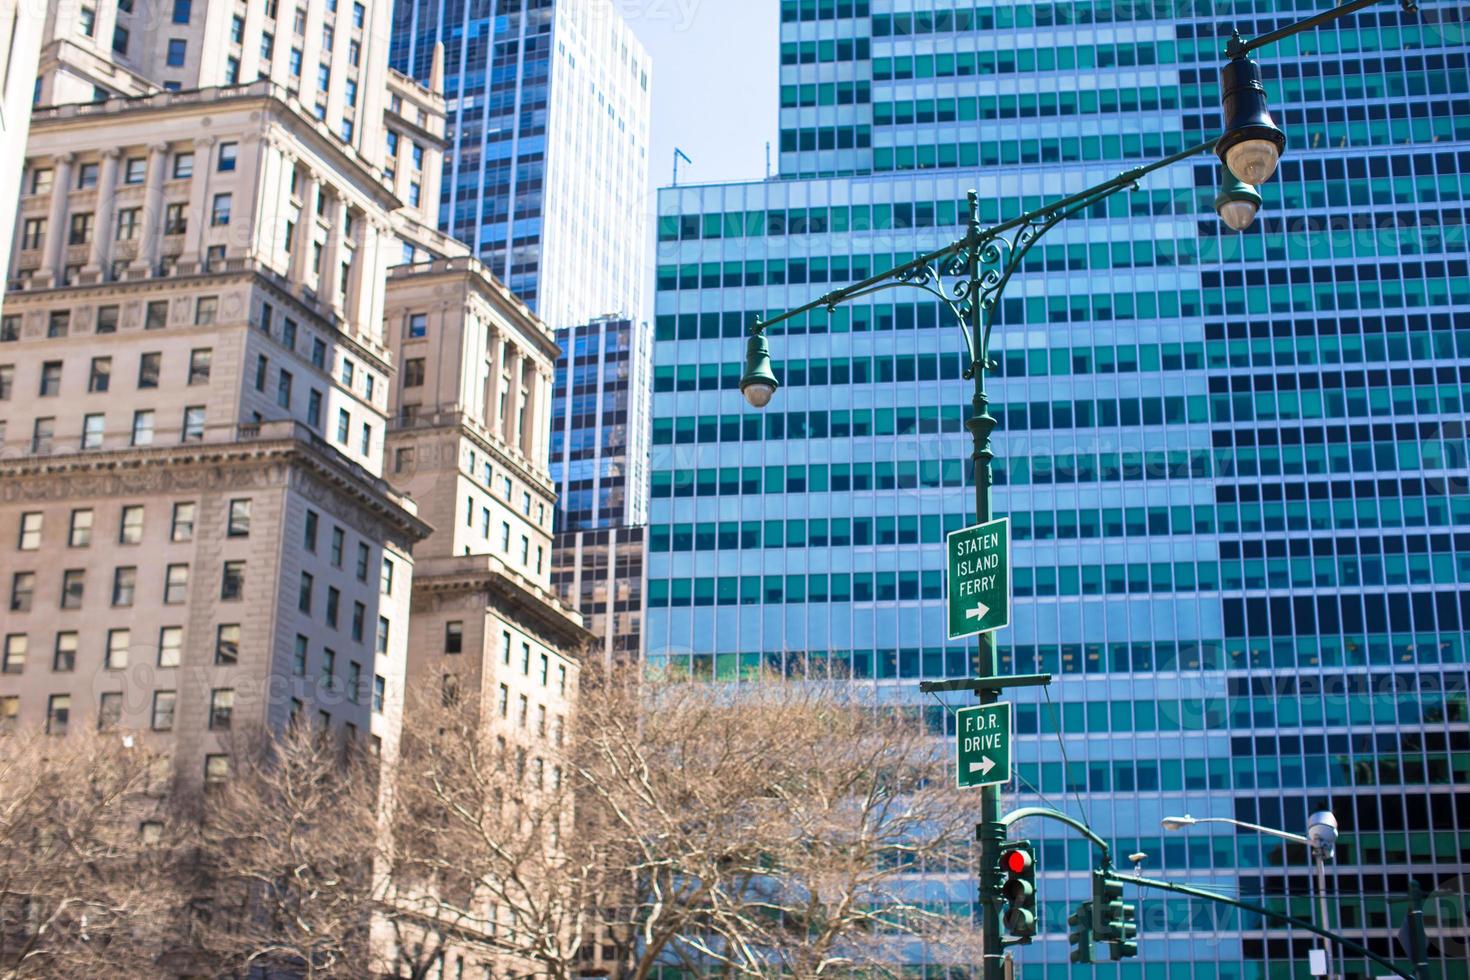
[956, 701, 1012, 788]
[947, 518, 1010, 639]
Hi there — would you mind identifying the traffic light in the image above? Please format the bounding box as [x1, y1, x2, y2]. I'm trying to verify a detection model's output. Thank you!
[1067, 901, 1096, 964]
[1091, 868, 1139, 958]
[1110, 897, 1138, 960]
[999, 841, 1037, 939]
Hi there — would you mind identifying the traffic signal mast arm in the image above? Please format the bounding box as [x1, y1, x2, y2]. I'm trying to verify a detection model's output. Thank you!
[1110, 872, 1415, 980]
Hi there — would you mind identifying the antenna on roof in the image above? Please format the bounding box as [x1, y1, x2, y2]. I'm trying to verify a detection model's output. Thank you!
[672, 147, 691, 186]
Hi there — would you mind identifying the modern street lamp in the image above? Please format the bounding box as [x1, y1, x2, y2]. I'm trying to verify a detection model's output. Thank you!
[1162, 813, 1339, 979]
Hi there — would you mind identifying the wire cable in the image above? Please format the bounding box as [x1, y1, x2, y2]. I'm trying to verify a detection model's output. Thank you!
[1041, 683, 1093, 830]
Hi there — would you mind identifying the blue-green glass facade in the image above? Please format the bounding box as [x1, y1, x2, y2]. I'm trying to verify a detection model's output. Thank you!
[650, 1, 1470, 977]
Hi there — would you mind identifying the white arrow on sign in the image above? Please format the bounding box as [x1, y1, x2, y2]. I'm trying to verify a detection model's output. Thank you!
[968, 756, 996, 776]
[965, 602, 990, 622]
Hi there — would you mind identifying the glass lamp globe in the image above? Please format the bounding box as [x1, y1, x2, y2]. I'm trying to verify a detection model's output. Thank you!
[1217, 198, 1258, 231]
[1214, 169, 1263, 232]
[1224, 139, 1281, 188]
[742, 382, 775, 409]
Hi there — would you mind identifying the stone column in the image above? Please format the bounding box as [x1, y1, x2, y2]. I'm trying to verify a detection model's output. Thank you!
[134, 143, 169, 276]
[318, 189, 346, 312]
[289, 169, 319, 291]
[482, 328, 502, 428]
[40, 152, 74, 286]
[179, 136, 214, 270]
[537, 371, 553, 468]
[360, 220, 389, 342]
[85, 148, 121, 278]
[342, 208, 365, 328]
[503, 346, 521, 448]
[520, 359, 539, 458]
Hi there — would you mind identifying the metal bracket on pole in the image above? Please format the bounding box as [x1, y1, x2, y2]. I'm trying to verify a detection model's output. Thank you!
[919, 674, 1053, 696]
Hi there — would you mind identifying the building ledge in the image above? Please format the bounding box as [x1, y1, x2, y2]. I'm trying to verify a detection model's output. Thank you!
[387, 410, 557, 498]
[387, 256, 559, 359]
[0, 420, 432, 542]
[412, 554, 591, 656]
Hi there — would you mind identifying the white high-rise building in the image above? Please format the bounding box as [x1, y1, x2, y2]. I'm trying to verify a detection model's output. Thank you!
[390, 0, 651, 329]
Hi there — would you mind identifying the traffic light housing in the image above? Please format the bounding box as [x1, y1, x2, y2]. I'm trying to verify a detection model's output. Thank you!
[1067, 901, 1096, 964]
[1110, 898, 1138, 960]
[999, 840, 1037, 939]
[1091, 868, 1139, 958]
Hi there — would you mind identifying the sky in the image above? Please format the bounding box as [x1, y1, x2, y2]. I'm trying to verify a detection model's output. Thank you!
[626, 0, 779, 191]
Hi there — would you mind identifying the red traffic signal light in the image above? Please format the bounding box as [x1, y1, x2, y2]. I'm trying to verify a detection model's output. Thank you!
[1000, 841, 1037, 939]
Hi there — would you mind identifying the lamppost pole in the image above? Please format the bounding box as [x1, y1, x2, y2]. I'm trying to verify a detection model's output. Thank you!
[964, 186, 1005, 980]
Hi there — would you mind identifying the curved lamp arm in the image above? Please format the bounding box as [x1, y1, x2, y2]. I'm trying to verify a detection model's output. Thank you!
[1164, 815, 1310, 847]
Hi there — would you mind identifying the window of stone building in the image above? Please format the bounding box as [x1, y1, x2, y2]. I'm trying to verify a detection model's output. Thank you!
[216, 624, 240, 665]
[17, 512, 41, 549]
[152, 691, 176, 731]
[130, 410, 154, 446]
[105, 628, 129, 668]
[46, 695, 70, 735]
[188, 348, 211, 385]
[170, 502, 195, 542]
[220, 561, 245, 600]
[68, 509, 93, 547]
[158, 627, 182, 668]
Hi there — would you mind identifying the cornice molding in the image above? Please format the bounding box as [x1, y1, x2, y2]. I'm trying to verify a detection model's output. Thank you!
[385, 417, 557, 497]
[412, 562, 590, 657]
[0, 436, 433, 544]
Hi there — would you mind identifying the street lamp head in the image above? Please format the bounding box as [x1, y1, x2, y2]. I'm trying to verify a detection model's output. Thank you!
[1160, 815, 1197, 831]
[1214, 168, 1263, 231]
[1307, 810, 1338, 858]
[739, 330, 779, 410]
[1217, 55, 1286, 186]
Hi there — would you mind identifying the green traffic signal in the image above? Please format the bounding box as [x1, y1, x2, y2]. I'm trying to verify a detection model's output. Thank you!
[1000, 841, 1037, 939]
[1067, 901, 1097, 964]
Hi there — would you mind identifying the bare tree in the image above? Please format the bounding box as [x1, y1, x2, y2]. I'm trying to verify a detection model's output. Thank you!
[185, 722, 383, 979]
[573, 669, 984, 978]
[379, 686, 605, 980]
[0, 729, 181, 980]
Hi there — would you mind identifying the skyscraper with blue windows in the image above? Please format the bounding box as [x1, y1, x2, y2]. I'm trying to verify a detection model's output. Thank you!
[649, 1, 1470, 977]
[389, 0, 650, 330]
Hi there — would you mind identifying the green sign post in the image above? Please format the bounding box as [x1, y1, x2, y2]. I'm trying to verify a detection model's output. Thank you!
[947, 517, 1010, 639]
[957, 701, 1012, 788]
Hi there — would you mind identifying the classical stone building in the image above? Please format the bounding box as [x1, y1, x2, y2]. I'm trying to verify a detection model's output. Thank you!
[0, 72, 437, 776]
[376, 257, 588, 977]
[0, 2, 44, 312]
[0, 3, 592, 973]
[0, 0, 584, 779]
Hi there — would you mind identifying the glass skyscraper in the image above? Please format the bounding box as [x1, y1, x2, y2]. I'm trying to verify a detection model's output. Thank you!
[389, 0, 650, 329]
[650, 1, 1470, 977]
[551, 314, 653, 664]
